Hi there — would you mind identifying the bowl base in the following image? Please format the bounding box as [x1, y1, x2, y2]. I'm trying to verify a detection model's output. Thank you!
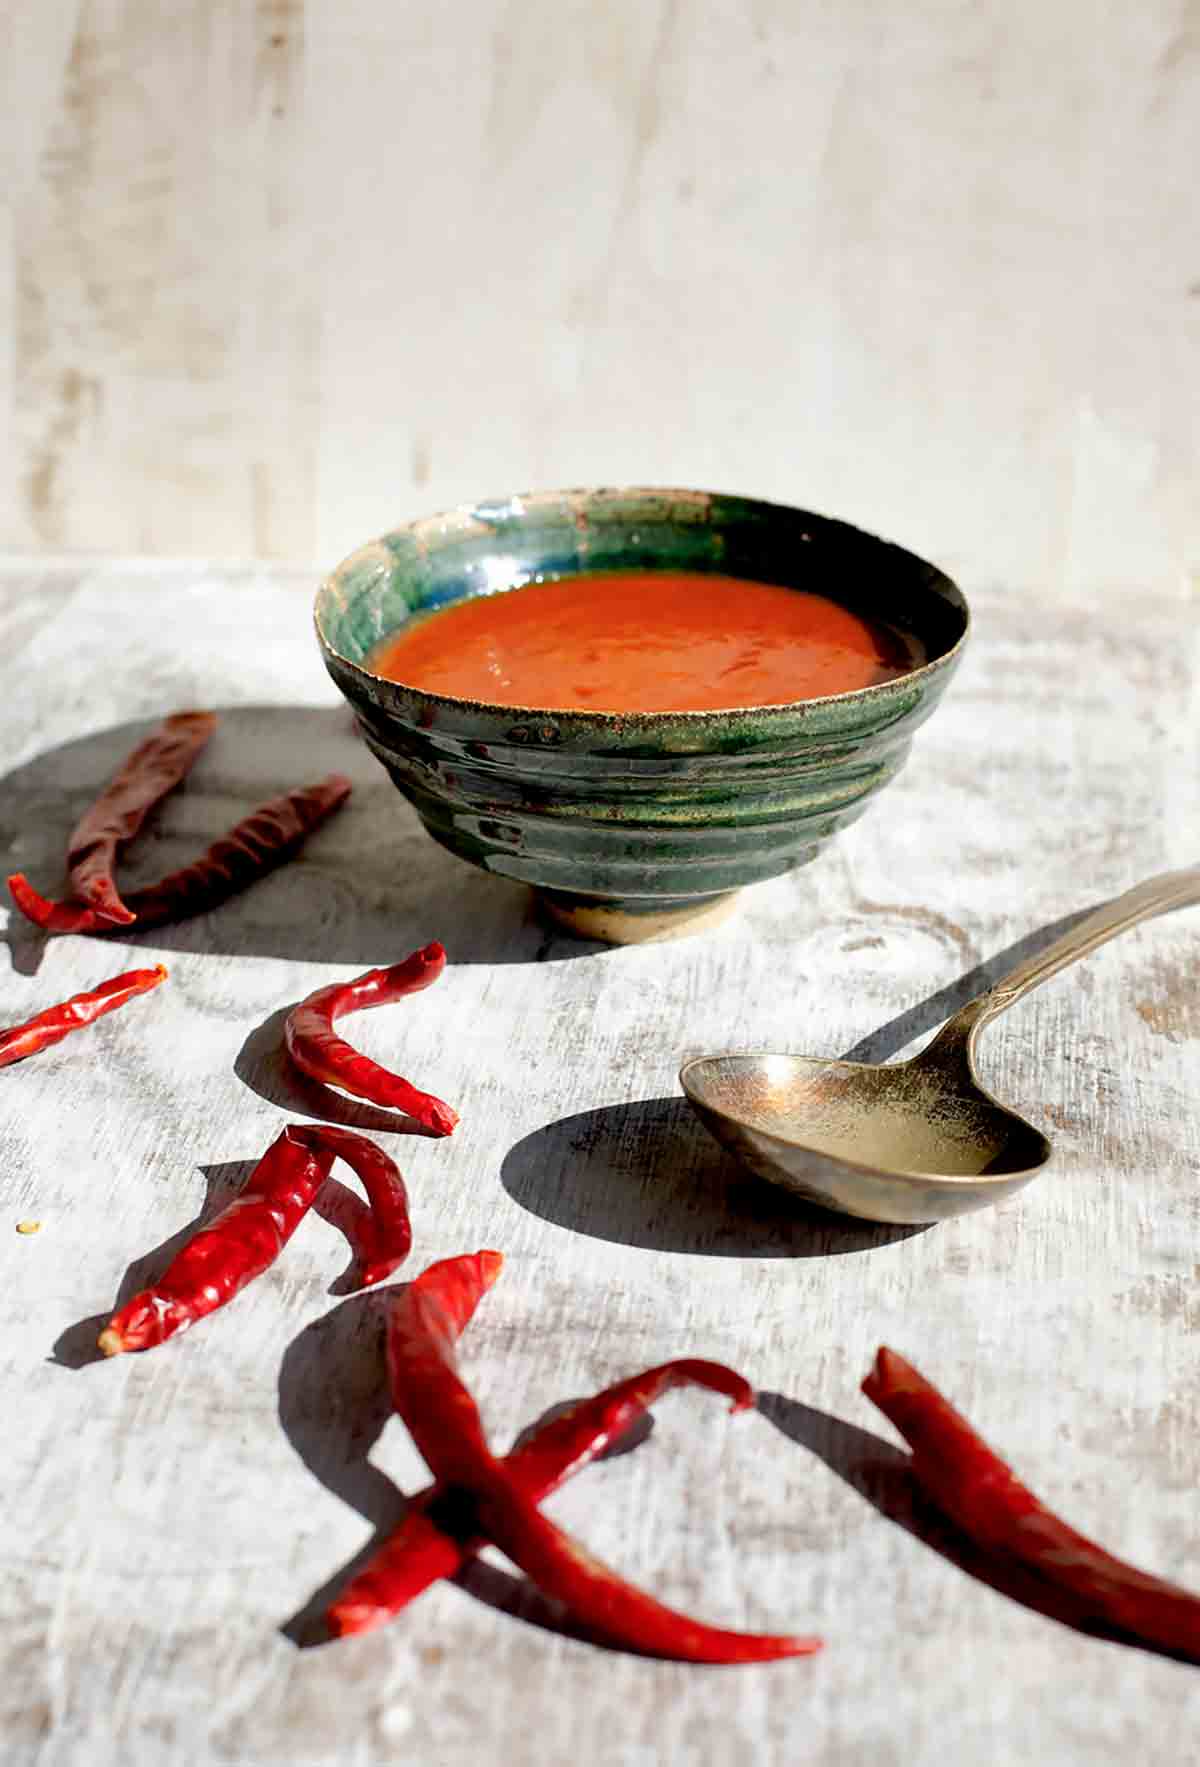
[535, 888, 741, 945]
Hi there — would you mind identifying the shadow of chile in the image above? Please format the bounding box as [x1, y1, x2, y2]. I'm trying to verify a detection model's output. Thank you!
[1, 704, 607, 977]
[275, 1289, 405, 1645]
[500, 1095, 927, 1256]
[759, 1392, 1196, 1666]
[276, 1289, 652, 1651]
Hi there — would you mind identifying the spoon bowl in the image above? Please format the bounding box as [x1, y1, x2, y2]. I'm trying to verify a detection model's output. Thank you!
[680, 1051, 1050, 1225]
[681, 867, 1200, 1224]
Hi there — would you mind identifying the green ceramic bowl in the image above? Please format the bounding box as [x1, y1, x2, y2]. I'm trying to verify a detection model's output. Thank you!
[314, 487, 969, 942]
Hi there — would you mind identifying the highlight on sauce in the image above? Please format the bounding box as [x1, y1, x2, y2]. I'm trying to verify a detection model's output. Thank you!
[367, 570, 920, 714]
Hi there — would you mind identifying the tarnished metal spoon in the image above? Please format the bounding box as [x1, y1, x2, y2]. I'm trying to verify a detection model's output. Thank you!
[680, 867, 1200, 1225]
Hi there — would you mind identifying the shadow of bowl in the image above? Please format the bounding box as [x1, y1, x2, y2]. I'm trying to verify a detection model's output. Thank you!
[0, 703, 609, 973]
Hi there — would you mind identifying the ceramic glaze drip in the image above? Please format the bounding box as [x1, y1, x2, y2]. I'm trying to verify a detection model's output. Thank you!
[367, 571, 916, 713]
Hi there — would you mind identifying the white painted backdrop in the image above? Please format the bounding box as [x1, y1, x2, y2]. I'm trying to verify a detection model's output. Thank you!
[2, 0, 1197, 596]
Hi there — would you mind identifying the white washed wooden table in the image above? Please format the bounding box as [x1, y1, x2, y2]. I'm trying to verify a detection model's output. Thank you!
[2, 558, 1198, 1767]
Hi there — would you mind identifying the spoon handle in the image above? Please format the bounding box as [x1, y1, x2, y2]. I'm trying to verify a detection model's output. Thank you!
[921, 865, 1200, 1061]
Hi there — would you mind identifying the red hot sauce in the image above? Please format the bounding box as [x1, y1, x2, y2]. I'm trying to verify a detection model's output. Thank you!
[368, 571, 915, 714]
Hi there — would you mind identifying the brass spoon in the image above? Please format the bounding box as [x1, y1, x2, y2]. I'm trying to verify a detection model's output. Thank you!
[680, 868, 1200, 1225]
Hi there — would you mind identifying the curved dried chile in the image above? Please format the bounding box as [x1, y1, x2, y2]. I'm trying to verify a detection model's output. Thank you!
[329, 1357, 762, 1637]
[99, 1127, 336, 1355]
[10, 775, 351, 934]
[863, 1347, 1200, 1662]
[0, 966, 167, 1068]
[381, 1251, 816, 1663]
[113, 774, 352, 929]
[67, 710, 217, 925]
[98, 1120, 407, 1356]
[284, 943, 458, 1136]
[290, 1123, 411, 1286]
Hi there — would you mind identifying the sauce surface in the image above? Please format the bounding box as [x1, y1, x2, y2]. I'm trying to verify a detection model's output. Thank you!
[368, 570, 914, 713]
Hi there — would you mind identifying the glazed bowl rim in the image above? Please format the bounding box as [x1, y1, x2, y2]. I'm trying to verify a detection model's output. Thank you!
[314, 485, 971, 728]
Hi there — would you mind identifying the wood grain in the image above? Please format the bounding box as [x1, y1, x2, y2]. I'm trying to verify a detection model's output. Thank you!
[2, 4, 1198, 595]
[1, 559, 1198, 1764]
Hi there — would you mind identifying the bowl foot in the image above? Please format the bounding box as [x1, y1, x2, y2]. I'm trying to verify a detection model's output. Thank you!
[535, 888, 741, 945]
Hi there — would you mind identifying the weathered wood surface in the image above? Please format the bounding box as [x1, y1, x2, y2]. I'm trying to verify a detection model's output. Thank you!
[2, 558, 1199, 1766]
[3, 3, 1199, 595]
